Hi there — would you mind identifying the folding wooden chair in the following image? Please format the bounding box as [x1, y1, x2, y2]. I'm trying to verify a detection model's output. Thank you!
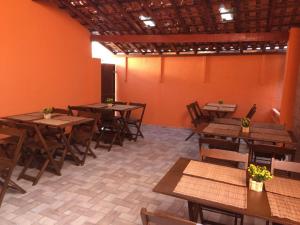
[140, 208, 197, 225]
[271, 158, 300, 176]
[198, 148, 248, 225]
[0, 126, 26, 207]
[126, 102, 146, 141]
[68, 106, 98, 164]
[199, 137, 240, 152]
[249, 144, 296, 168]
[96, 114, 123, 152]
[185, 103, 202, 141]
[245, 104, 257, 119]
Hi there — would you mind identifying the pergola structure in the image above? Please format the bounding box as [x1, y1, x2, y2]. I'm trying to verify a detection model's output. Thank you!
[47, 0, 299, 54]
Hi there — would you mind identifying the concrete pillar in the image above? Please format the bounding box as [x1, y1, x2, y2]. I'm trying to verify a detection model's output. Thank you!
[280, 27, 300, 130]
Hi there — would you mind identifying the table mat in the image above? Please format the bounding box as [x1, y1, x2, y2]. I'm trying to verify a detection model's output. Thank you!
[265, 177, 300, 198]
[249, 132, 292, 143]
[84, 103, 107, 108]
[214, 118, 241, 126]
[250, 127, 289, 136]
[174, 175, 247, 209]
[7, 114, 40, 121]
[267, 192, 300, 224]
[184, 161, 246, 186]
[252, 122, 285, 130]
[209, 123, 241, 131]
[33, 119, 70, 126]
[202, 105, 218, 110]
[54, 115, 87, 122]
[218, 106, 236, 112]
[203, 126, 240, 137]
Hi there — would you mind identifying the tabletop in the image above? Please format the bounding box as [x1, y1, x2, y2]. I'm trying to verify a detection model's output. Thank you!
[80, 103, 142, 112]
[153, 158, 300, 225]
[197, 122, 293, 144]
[5, 113, 94, 128]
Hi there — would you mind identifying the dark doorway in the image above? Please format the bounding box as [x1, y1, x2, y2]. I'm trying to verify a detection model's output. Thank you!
[101, 64, 115, 102]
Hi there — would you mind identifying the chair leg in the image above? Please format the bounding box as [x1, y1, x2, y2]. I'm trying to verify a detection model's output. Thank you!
[185, 132, 195, 141]
[240, 215, 244, 225]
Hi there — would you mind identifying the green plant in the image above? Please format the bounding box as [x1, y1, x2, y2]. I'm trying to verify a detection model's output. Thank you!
[218, 100, 224, 104]
[105, 98, 114, 103]
[241, 117, 250, 128]
[248, 164, 272, 182]
[43, 107, 53, 114]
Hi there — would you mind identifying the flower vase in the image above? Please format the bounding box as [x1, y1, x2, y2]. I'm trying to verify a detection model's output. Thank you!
[44, 113, 51, 119]
[249, 178, 264, 192]
[242, 126, 250, 133]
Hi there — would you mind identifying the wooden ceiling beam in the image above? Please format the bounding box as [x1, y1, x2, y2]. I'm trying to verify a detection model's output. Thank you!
[91, 32, 289, 43]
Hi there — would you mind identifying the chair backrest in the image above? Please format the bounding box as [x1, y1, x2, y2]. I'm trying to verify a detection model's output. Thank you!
[127, 102, 146, 122]
[271, 158, 300, 175]
[186, 103, 198, 125]
[140, 208, 196, 225]
[68, 106, 92, 116]
[199, 137, 240, 151]
[200, 148, 249, 169]
[52, 107, 71, 115]
[246, 104, 257, 119]
[250, 143, 296, 159]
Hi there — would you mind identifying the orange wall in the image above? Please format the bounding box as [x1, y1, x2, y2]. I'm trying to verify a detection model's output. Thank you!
[0, 0, 100, 116]
[116, 54, 285, 128]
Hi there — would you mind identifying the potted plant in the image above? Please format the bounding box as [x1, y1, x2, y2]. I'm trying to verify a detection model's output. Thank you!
[105, 98, 114, 107]
[241, 117, 250, 133]
[248, 164, 272, 192]
[43, 107, 53, 119]
[218, 100, 224, 104]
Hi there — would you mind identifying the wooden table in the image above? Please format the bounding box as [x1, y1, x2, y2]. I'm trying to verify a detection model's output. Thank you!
[202, 103, 237, 118]
[5, 112, 94, 185]
[153, 158, 300, 225]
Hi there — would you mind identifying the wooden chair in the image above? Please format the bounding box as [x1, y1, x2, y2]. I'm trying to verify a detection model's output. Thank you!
[194, 101, 212, 122]
[185, 103, 202, 141]
[200, 148, 249, 169]
[271, 158, 300, 176]
[126, 102, 146, 141]
[245, 104, 256, 119]
[52, 107, 71, 115]
[199, 137, 240, 152]
[249, 144, 296, 168]
[0, 126, 26, 207]
[199, 148, 248, 225]
[68, 106, 98, 164]
[140, 208, 197, 225]
[95, 108, 123, 152]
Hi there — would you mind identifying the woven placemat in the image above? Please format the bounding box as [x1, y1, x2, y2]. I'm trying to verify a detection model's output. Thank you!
[174, 175, 247, 209]
[265, 177, 300, 198]
[207, 103, 236, 108]
[55, 115, 85, 122]
[184, 161, 246, 187]
[267, 192, 300, 223]
[34, 119, 70, 126]
[7, 114, 40, 121]
[209, 123, 241, 131]
[203, 126, 240, 137]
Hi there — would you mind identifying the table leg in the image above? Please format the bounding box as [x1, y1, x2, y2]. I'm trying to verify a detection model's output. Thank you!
[188, 201, 199, 222]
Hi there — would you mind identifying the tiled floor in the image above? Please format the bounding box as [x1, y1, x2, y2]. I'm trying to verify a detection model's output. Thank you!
[0, 125, 266, 225]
